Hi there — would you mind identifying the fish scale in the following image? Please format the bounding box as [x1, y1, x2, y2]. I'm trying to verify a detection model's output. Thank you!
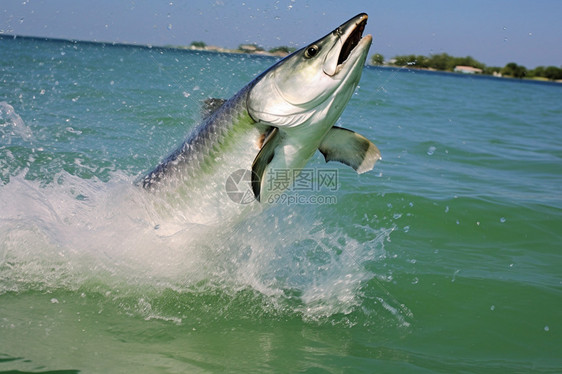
[141, 84, 261, 190]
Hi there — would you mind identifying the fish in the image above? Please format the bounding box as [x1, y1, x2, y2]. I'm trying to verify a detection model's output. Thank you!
[140, 13, 380, 205]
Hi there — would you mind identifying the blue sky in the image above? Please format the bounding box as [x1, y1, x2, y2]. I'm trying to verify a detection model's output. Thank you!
[1, 0, 561, 68]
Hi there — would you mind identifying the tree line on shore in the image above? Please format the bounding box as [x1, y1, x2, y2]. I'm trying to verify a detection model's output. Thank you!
[189, 41, 295, 56]
[189, 41, 561, 81]
[370, 52, 562, 81]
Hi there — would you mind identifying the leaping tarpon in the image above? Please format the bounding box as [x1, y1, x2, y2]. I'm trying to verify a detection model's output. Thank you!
[140, 13, 380, 206]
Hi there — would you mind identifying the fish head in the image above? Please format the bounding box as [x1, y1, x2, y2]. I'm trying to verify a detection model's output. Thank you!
[248, 13, 372, 128]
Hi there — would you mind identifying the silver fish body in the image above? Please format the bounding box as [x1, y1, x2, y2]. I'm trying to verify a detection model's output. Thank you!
[140, 13, 380, 207]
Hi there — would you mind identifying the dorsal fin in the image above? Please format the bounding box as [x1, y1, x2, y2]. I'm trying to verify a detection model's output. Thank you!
[201, 98, 227, 119]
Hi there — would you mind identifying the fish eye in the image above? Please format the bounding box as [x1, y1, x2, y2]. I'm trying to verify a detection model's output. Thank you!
[304, 45, 320, 59]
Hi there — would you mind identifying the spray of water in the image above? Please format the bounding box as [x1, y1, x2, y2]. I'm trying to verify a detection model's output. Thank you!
[0, 101, 405, 325]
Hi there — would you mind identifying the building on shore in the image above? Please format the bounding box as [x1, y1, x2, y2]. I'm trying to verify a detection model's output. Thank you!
[454, 65, 483, 74]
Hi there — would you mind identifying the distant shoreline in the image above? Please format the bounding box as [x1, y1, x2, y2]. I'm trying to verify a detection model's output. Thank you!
[0, 33, 290, 58]
[2, 33, 559, 85]
[370, 65, 562, 85]
[366, 66, 562, 87]
[175, 44, 290, 58]
[372, 54, 562, 84]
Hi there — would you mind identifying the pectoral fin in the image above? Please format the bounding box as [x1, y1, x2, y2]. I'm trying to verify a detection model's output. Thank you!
[251, 127, 281, 201]
[319, 126, 381, 174]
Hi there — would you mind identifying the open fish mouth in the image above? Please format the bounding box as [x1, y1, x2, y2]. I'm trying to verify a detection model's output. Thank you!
[337, 16, 368, 66]
[323, 13, 371, 77]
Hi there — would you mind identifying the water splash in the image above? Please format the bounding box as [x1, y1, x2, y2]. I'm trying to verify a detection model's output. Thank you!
[0, 102, 33, 144]
[0, 168, 400, 324]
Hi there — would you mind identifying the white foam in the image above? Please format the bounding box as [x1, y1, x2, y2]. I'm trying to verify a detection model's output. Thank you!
[0, 101, 34, 143]
[0, 169, 395, 321]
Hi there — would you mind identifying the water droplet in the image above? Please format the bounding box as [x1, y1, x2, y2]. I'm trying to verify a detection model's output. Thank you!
[452, 269, 460, 282]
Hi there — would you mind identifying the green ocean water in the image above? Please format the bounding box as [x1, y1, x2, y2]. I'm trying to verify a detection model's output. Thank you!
[1, 36, 561, 373]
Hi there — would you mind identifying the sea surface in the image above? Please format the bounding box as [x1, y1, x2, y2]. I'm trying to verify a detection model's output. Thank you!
[1, 36, 561, 373]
